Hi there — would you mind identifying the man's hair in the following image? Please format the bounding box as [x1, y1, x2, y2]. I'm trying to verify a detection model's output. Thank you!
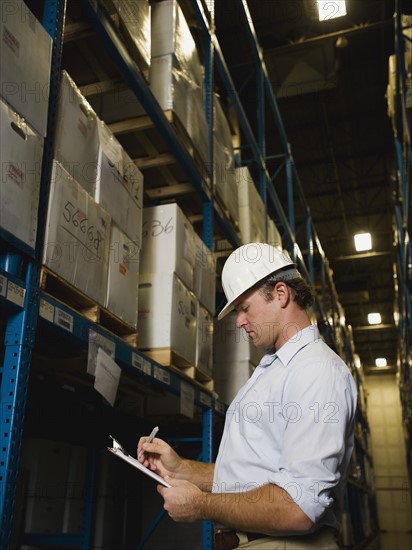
[259, 273, 314, 310]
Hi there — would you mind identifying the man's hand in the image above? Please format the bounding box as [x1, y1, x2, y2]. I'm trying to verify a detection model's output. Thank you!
[137, 437, 183, 479]
[157, 477, 204, 522]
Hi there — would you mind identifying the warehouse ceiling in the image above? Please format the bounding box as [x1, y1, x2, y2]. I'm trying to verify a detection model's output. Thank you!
[212, 0, 398, 374]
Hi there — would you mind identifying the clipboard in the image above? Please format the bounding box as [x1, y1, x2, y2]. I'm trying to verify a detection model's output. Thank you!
[107, 435, 171, 488]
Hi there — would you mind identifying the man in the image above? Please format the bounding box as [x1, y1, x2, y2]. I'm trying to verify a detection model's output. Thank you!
[138, 243, 357, 549]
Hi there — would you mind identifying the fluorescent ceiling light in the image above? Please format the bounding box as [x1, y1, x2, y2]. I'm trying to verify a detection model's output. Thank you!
[375, 358, 387, 367]
[354, 232, 372, 252]
[368, 313, 381, 325]
[317, 1, 347, 21]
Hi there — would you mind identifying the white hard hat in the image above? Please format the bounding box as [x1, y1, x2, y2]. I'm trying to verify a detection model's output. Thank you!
[218, 243, 298, 320]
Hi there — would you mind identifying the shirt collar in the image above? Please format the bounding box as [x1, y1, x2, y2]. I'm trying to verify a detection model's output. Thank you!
[276, 325, 320, 367]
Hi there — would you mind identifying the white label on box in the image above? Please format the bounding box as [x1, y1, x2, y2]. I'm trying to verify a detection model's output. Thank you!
[132, 353, 152, 375]
[180, 382, 194, 419]
[7, 282, 25, 307]
[0, 275, 6, 298]
[54, 307, 74, 333]
[153, 366, 170, 386]
[200, 392, 212, 408]
[88, 330, 116, 376]
[94, 347, 121, 407]
[39, 298, 54, 322]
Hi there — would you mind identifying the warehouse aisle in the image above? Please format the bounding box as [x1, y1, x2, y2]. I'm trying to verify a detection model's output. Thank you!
[363, 531, 412, 549]
[364, 375, 412, 549]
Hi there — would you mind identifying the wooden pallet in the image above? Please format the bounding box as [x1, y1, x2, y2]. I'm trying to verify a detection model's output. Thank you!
[40, 267, 138, 347]
[143, 347, 214, 392]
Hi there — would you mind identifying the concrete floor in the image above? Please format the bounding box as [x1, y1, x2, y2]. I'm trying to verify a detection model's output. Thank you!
[363, 531, 412, 550]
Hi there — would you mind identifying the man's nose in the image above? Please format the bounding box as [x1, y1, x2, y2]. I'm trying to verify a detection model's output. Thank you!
[236, 311, 246, 329]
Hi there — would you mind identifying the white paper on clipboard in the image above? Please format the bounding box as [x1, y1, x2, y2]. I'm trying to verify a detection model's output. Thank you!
[107, 436, 171, 488]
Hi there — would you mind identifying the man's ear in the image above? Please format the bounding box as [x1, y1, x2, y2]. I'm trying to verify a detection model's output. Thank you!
[274, 282, 290, 307]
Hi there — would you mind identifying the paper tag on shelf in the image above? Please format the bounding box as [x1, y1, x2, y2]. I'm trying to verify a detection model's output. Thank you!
[39, 298, 54, 322]
[88, 330, 116, 376]
[132, 353, 152, 375]
[54, 307, 74, 333]
[153, 366, 170, 385]
[7, 281, 25, 307]
[94, 347, 121, 407]
[180, 381, 194, 419]
[0, 275, 6, 298]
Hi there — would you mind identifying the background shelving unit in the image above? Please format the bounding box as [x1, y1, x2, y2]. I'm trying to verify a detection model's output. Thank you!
[393, 0, 412, 482]
[0, 0, 379, 548]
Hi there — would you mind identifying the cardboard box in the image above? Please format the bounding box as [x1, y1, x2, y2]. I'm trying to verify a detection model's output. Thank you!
[95, 122, 143, 244]
[21, 438, 71, 533]
[54, 71, 100, 196]
[193, 232, 216, 314]
[213, 359, 255, 405]
[214, 311, 264, 368]
[43, 161, 110, 306]
[0, 97, 43, 249]
[196, 303, 213, 377]
[138, 272, 197, 366]
[106, 223, 140, 328]
[151, 0, 202, 82]
[0, 0, 52, 136]
[140, 203, 196, 290]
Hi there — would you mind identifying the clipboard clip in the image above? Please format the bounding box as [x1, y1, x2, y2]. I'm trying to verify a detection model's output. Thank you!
[107, 434, 127, 455]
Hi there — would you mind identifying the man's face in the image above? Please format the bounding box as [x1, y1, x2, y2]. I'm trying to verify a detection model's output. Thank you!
[235, 287, 279, 349]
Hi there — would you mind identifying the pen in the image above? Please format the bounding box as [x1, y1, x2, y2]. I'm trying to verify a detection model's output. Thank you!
[138, 426, 159, 458]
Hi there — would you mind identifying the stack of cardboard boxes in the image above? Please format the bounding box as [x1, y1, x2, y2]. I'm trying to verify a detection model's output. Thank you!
[138, 203, 215, 378]
[0, 0, 52, 251]
[43, 71, 144, 328]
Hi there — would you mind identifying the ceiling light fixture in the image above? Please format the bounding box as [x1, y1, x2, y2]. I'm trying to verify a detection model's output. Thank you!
[375, 358, 387, 368]
[368, 313, 382, 325]
[317, 1, 347, 21]
[354, 232, 372, 252]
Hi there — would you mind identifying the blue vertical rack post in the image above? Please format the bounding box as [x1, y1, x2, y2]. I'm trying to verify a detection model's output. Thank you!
[0, 2, 67, 548]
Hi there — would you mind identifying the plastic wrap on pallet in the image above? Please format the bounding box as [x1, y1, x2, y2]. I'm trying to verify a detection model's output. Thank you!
[99, 0, 151, 77]
[95, 121, 143, 245]
[0, 97, 43, 249]
[150, 0, 209, 169]
[54, 71, 100, 196]
[43, 160, 111, 306]
[214, 95, 239, 225]
[106, 223, 140, 329]
[151, 0, 203, 86]
[193, 232, 216, 315]
[196, 303, 213, 378]
[236, 166, 266, 244]
[140, 203, 196, 290]
[268, 217, 282, 250]
[0, 0, 52, 137]
[214, 311, 265, 367]
[138, 272, 197, 367]
[90, 87, 146, 123]
[150, 53, 209, 169]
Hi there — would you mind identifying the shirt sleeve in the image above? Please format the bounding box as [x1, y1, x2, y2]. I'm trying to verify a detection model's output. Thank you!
[267, 354, 357, 523]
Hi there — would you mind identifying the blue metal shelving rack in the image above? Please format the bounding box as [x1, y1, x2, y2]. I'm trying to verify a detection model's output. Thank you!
[394, 0, 412, 483]
[0, 0, 384, 548]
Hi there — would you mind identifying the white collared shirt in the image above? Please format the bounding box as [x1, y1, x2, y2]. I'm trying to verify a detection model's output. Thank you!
[213, 325, 357, 529]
